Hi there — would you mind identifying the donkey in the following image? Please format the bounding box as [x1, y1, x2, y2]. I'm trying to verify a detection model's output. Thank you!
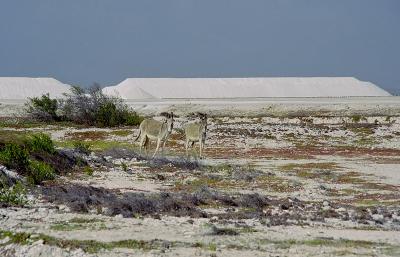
[184, 112, 208, 159]
[134, 112, 174, 158]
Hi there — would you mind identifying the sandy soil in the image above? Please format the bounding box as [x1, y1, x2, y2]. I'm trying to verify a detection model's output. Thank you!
[1, 100, 400, 256]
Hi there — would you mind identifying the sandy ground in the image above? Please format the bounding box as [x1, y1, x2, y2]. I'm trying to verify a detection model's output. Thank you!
[2, 96, 400, 117]
[1, 99, 400, 256]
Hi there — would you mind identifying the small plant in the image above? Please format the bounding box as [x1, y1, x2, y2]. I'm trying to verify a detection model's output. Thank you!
[73, 141, 92, 155]
[0, 182, 28, 206]
[28, 160, 55, 184]
[351, 115, 366, 123]
[0, 143, 29, 171]
[121, 162, 128, 172]
[83, 166, 94, 176]
[26, 93, 59, 121]
[25, 133, 55, 154]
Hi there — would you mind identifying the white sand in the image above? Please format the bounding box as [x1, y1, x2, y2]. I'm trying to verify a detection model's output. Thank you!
[0, 77, 71, 99]
[102, 77, 391, 99]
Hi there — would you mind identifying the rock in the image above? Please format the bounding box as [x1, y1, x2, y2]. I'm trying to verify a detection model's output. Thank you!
[323, 201, 330, 207]
[372, 214, 384, 223]
[103, 156, 113, 162]
[210, 216, 219, 222]
[322, 206, 331, 211]
[0, 165, 24, 186]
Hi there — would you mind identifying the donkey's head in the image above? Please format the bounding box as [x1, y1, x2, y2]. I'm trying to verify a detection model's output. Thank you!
[161, 112, 175, 132]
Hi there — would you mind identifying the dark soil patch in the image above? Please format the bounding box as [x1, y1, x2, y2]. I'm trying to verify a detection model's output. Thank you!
[40, 183, 206, 218]
[38, 183, 399, 228]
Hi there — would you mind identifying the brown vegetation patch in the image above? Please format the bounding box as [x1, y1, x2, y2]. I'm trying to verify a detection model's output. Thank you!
[203, 146, 400, 159]
[65, 131, 108, 141]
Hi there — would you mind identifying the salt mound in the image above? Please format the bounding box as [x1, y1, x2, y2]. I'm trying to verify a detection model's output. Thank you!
[103, 77, 390, 99]
[0, 77, 71, 99]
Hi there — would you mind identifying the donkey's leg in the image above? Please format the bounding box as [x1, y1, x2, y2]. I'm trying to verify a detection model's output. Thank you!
[199, 140, 203, 159]
[161, 140, 167, 156]
[185, 139, 190, 159]
[139, 136, 145, 154]
[152, 139, 161, 158]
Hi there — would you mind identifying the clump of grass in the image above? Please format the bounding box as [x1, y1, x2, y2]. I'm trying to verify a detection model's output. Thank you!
[205, 224, 240, 236]
[73, 141, 92, 155]
[25, 133, 55, 154]
[50, 218, 105, 231]
[121, 162, 128, 172]
[28, 160, 55, 184]
[0, 182, 27, 206]
[83, 166, 94, 176]
[351, 115, 367, 123]
[265, 133, 276, 140]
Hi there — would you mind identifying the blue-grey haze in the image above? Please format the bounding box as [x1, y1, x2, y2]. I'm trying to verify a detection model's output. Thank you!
[0, 0, 399, 94]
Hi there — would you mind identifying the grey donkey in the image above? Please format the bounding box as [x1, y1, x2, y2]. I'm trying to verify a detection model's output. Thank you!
[184, 112, 208, 159]
[134, 112, 174, 158]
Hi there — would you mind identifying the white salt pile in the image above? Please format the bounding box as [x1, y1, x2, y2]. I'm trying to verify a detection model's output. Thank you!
[102, 77, 390, 99]
[0, 77, 71, 99]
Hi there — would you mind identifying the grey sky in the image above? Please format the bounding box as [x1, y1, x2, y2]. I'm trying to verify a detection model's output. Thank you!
[0, 0, 399, 94]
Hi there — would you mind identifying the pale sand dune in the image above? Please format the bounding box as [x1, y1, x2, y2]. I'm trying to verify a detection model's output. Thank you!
[102, 77, 391, 99]
[0, 77, 71, 99]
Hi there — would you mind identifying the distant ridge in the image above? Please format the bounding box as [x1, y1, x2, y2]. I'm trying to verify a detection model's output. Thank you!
[102, 77, 391, 99]
[0, 77, 71, 99]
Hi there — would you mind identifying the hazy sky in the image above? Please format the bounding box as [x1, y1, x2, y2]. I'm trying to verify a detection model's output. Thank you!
[0, 0, 399, 93]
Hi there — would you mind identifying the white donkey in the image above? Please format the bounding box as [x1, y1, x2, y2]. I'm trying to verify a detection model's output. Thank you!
[184, 112, 208, 159]
[134, 112, 174, 158]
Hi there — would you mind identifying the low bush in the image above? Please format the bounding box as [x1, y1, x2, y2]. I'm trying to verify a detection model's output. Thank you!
[28, 160, 55, 184]
[26, 85, 143, 127]
[123, 112, 144, 126]
[61, 85, 143, 127]
[25, 133, 55, 154]
[0, 143, 29, 171]
[0, 182, 27, 206]
[26, 93, 59, 121]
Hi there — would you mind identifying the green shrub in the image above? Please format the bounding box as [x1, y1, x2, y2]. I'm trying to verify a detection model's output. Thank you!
[95, 102, 143, 127]
[73, 141, 92, 155]
[25, 133, 55, 154]
[0, 143, 29, 171]
[28, 160, 55, 184]
[61, 85, 144, 127]
[95, 102, 122, 127]
[26, 93, 59, 121]
[0, 182, 27, 206]
[123, 112, 144, 126]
